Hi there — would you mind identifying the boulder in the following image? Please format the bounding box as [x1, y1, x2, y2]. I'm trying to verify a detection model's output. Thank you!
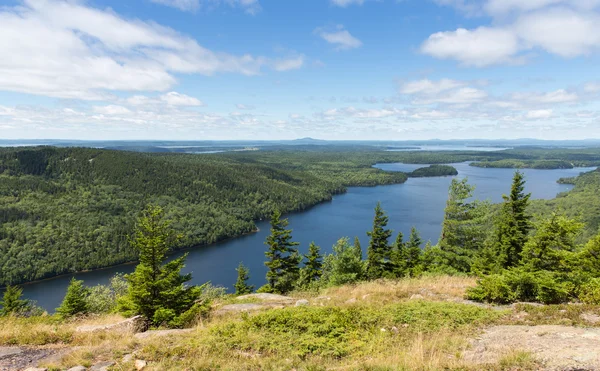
[236, 293, 294, 302]
[76, 315, 146, 333]
[89, 361, 115, 371]
[66, 367, 87, 371]
[295, 299, 309, 307]
[135, 359, 147, 370]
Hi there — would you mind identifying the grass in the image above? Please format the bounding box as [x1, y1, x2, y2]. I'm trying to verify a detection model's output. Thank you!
[4, 275, 598, 370]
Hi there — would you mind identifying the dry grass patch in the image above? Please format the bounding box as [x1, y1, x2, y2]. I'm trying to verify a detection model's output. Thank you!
[319, 275, 477, 306]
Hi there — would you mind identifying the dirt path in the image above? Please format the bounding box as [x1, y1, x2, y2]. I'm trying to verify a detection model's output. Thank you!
[463, 325, 600, 370]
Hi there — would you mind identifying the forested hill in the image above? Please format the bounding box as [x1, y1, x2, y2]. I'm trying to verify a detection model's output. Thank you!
[0, 147, 408, 285]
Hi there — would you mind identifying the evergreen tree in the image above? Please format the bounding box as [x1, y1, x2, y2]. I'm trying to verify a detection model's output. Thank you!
[420, 241, 438, 272]
[56, 278, 89, 318]
[366, 202, 393, 279]
[298, 242, 323, 288]
[405, 227, 423, 276]
[321, 237, 365, 286]
[492, 171, 532, 269]
[120, 205, 201, 326]
[353, 237, 363, 261]
[391, 232, 406, 277]
[234, 263, 254, 295]
[0, 285, 30, 316]
[438, 178, 490, 273]
[522, 213, 583, 272]
[263, 210, 302, 293]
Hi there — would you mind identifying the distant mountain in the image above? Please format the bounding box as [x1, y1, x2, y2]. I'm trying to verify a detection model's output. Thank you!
[290, 137, 327, 144]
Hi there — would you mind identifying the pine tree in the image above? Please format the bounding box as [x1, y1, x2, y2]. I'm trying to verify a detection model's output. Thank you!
[298, 242, 323, 288]
[438, 178, 489, 273]
[264, 210, 302, 293]
[121, 205, 201, 326]
[391, 232, 406, 277]
[366, 202, 393, 279]
[405, 227, 423, 276]
[234, 263, 254, 295]
[56, 278, 89, 318]
[0, 285, 30, 316]
[492, 171, 532, 269]
[353, 237, 363, 261]
[522, 213, 583, 272]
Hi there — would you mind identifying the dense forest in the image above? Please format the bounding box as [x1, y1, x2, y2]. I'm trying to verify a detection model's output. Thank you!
[2, 145, 600, 286]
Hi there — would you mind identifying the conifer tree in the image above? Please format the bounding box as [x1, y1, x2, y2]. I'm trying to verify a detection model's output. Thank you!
[322, 237, 365, 286]
[405, 227, 423, 276]
[366, 202, 393, 279]
[391, 232, 406, 277]
[121, 205, 201, 326]
[298, 242, 323, 287]
[234, 263, 254, 295]
[56, 278, 89, 318]
[353, 237, 363, 261]
[0, 286, 30, 316]
[438, 178, 489, 273]
[492, 171, 532, 269]
[264, 210, 301, 293]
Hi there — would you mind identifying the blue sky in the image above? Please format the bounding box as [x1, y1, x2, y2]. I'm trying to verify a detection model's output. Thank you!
[1, 0, 600, 140]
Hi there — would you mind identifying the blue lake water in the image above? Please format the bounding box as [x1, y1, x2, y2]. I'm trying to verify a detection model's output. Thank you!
[18, 162, 596, 311]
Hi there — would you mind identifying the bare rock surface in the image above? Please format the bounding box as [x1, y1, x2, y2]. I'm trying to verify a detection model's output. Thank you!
[76, 315, 145, 333]
[0, 347, 58, 371]
[463, 325, 600, 370]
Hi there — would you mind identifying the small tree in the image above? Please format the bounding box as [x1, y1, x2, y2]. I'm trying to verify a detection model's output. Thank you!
[405, 227, 423, 277]
[263, 210, 301, 293]
[56, 278, 89, 318]
[0, 286, 31, 316]
[298, 242, 323, 288]
[234, 263, 254, 295]
[120, 205, 201, 326]
[492, 171, 532, 269]
[366, 202, 393, 279]
[391, 232, 406, 277]
[322, 237, 365, 286]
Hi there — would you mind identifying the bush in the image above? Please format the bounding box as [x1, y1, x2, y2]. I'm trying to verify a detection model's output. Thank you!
[467, 269, 575, 304]
[86, 274, 128, 314]
[579, 278, 600, 304]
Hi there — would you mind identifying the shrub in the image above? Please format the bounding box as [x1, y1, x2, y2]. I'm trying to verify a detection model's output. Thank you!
[56, 278, 89, 318]
[86, 274, 129, 314]
[579, 278, 600, 304]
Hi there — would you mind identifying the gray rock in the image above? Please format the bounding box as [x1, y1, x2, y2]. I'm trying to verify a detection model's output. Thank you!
[135, 359, 147, 370]
[23, 368, 47, 371]
[89, 361, 115, 371]
[76, 315, 146, 333]
[0, 347, 23, 358]
[295, 299, 309, 307]
[122, 353, 133, 363]
[66, 366, 87, 371]
[410, 294, 424, 300]
[214, 303, 267, 315]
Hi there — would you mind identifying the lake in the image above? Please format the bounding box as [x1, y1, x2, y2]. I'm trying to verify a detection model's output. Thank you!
[18, 162, 596, 311]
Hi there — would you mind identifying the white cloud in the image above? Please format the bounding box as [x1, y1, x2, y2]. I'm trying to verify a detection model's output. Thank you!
[511, 89, 579, 104]
[526, 109, 554, 119]
[236, 104, 255, 110]
[160, 92, 204, 106]
[330, 0, 364, 7]
[399, 79, 466, 95]
[272, 56, 305, 71]
[423, 2, 600, 66]
[150, 0, 261, 14]
[0, 0, 300, 100]
[92, 105, 133, 115]
[316, 26, 363, 51]
[421, 27, 520, 67]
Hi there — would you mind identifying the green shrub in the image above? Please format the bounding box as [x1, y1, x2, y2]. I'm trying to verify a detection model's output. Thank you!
[466, 274, 516, 304]
[86, 274, 128, 314]
[579, 278, 600, 304]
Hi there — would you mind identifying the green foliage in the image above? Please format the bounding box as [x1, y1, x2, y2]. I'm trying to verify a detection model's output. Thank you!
[521, 213, 584, 272]
[467, 269, 573, 304]
[264, 210, 301, 294]
[365, 202, 393, 279]
[321, 238, 365, 287]
[120, 205, 201, 327]
[491, 171, 532, 269]
[297, 242, 323, 288]
[85, 274, 128, 314]
[438, 178, 490, 273]
[579, 278, 600, 304]
[234, 263, 254, 295]
[0, 286, 34, 316]
[56, 278, 89, 318]
[408, 165, 458, 178]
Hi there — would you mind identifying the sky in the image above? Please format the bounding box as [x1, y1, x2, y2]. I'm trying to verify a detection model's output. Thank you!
[1, 0, 600, 140]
